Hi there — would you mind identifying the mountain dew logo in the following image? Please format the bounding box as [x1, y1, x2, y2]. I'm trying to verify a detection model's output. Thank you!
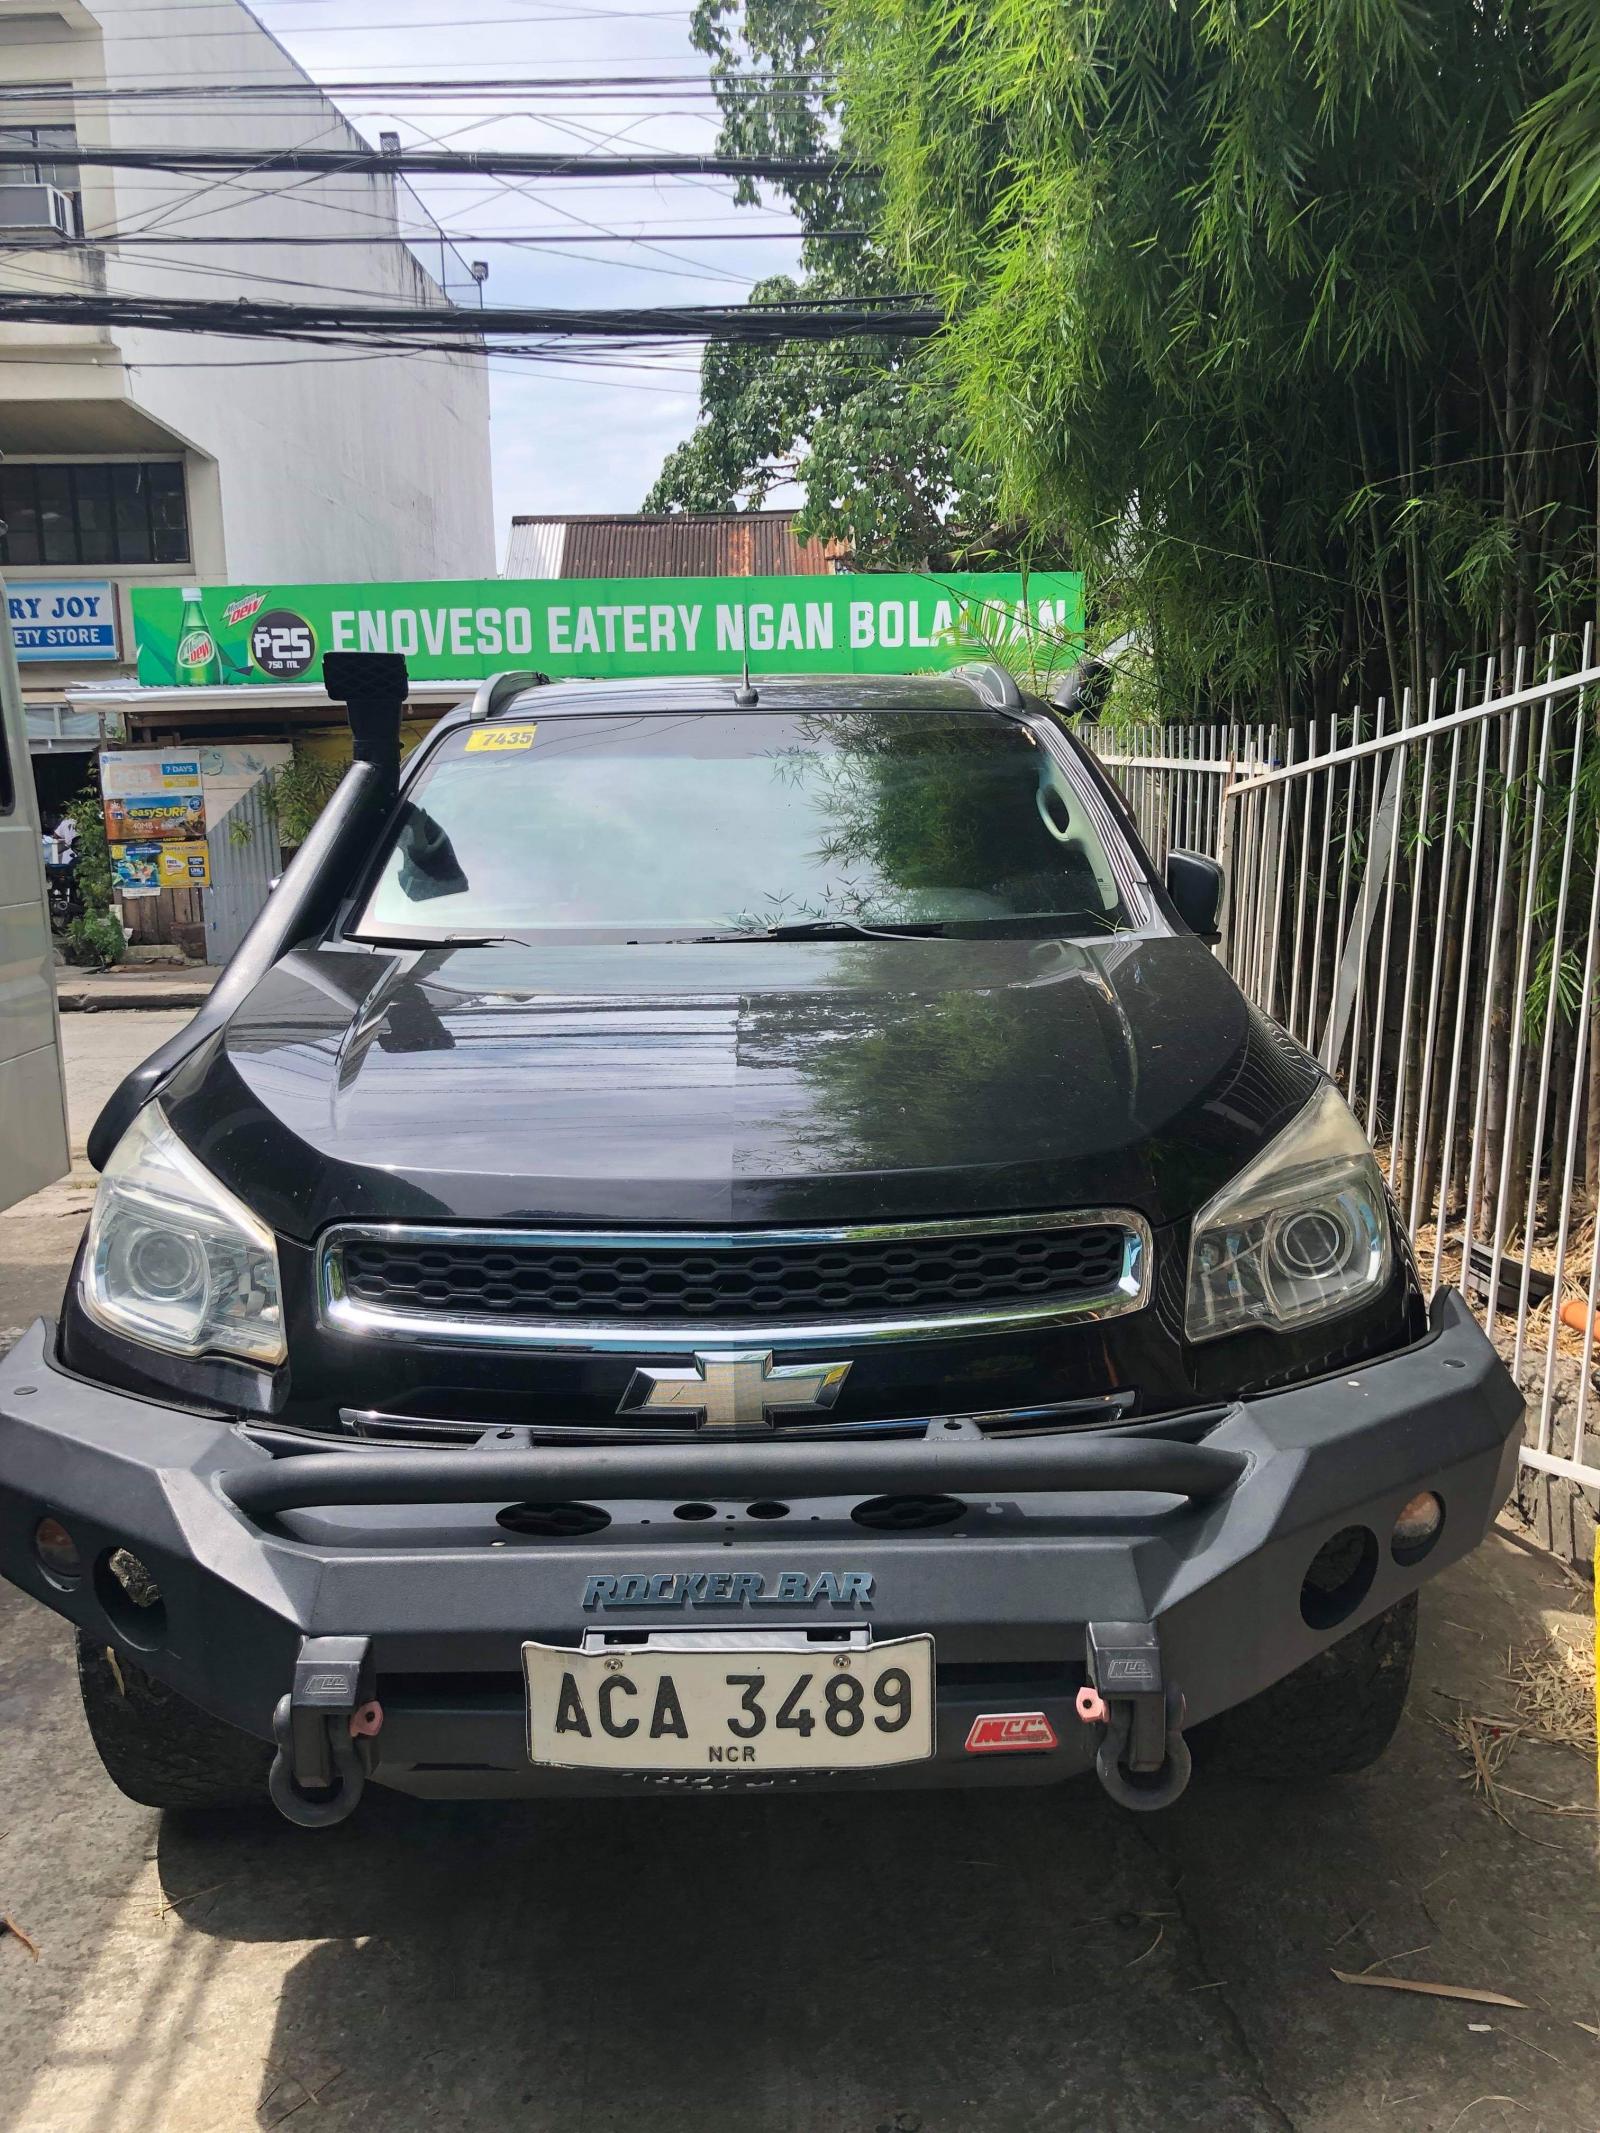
[174, 590, 220, 684]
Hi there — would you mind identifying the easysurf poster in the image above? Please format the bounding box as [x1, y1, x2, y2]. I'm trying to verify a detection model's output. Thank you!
[99, 751, 210, 898]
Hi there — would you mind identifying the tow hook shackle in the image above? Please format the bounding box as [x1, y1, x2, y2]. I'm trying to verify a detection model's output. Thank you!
[1080, 1620, 1191, 1812]
[267, 1635, 382, 1829]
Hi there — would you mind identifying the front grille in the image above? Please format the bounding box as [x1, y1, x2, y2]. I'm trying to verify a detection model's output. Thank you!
[320, 1214, 1149, 1348]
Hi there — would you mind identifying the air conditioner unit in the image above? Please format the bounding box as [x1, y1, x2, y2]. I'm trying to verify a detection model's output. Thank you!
[0, 183, 75, 238]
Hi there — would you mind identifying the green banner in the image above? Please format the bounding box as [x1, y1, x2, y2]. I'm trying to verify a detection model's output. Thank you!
[130, 572, 1083, 688]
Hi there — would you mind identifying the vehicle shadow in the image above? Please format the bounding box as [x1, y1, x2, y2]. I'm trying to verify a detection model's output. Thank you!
[156, 1777, 1292, 2133]
[151, 1536, 1600, 2133]
[156, 1697, 1600, 2133]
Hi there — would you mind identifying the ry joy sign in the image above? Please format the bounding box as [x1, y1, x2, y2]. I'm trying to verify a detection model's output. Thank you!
[8, 579, 119, 663]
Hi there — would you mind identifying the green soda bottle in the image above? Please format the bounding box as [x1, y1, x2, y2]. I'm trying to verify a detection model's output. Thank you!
[174, 587, 220, 686]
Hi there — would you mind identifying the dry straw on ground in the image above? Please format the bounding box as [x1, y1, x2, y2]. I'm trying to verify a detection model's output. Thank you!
[1435, 1632, 1596, 1833]
[1507, 1635, 1596, 1754]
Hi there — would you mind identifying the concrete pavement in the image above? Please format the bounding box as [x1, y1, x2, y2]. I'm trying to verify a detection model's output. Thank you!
[0, 1008, 192, 1348]
[1, 1012, 1596, 2133]
[54, 965, 217, 1014]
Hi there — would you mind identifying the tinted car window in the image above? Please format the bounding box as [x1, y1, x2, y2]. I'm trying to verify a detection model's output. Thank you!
[353, 708, 1143, 942]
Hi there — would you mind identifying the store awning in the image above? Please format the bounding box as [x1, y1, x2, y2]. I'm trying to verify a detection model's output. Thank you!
[64, 678, 480, 740]
[26, 702, 115, 753]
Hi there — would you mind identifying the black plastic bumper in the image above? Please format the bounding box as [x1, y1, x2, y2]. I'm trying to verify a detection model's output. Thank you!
[0, 1291, 1522, 1798]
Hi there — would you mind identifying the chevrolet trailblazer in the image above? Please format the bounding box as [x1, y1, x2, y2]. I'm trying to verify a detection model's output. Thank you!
[0, 653, 1522, 1823]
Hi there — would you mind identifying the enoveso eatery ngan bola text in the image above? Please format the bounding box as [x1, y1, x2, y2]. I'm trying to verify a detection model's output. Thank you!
[130, 572, 1083, 687]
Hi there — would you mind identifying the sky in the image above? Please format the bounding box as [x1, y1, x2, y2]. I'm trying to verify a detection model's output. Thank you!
[248, 0, 805, 559]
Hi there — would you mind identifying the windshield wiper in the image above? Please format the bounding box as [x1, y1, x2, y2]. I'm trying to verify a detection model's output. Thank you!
[693, 919, 950, 943]
[355, 933, 533, 949]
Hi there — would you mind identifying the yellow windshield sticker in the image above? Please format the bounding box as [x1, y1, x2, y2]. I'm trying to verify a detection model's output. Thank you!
[466, 724, 538, 752]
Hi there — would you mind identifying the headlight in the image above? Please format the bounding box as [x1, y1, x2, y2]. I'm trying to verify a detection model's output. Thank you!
[1185, 1081, 1391, 1342]
[82, 1105, 285, 1365]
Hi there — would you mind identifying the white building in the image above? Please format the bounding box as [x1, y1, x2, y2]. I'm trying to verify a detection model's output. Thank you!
[0, 0, 494, 731]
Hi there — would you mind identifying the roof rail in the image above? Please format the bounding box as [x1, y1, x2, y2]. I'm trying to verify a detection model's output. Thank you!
[950, 660, 1024, 710]
[467, 669, 550, 721]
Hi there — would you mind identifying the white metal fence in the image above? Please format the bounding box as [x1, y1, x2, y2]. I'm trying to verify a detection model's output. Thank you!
[1087, 646, 1600, 1495]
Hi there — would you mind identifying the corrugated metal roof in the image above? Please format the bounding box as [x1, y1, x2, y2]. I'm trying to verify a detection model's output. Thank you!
[510, 519, 566, 578]
[26, 703, 112, 752]
[504, 510, 849, 580]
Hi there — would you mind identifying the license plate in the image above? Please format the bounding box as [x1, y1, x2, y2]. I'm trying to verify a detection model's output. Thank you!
[522, 1635, 935, 1773]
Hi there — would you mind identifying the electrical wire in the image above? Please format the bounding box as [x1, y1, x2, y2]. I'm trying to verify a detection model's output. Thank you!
[2, 228, 840, 244]
[397, 108, 752, 287]
[0, 146, 841, 178]
[385, 104, 749, 285]
[0, 47, 849, 367]
[0, 4, 695, 34]
[0, 220, 784, 290]
[0, 0, 696, 16]
[100, 117, 359, 249]
[0, 288, 937, 342]
[0, 74, 831, 100]
[102, 347, 710, 390]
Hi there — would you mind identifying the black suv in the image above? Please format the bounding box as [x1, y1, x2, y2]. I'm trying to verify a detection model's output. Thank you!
[0, 658, 1521, 1823]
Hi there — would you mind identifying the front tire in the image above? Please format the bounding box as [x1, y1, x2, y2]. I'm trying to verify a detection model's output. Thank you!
[76, 1635, 273, 1811]
[1192, 1594, 1418, 1781]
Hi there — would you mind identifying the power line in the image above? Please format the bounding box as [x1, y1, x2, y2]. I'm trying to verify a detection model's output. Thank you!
[380, 104, 749, 289]
[117, 348, 709, 390]
[0, 145, 841, 179]
[25, 0, 694, 13]
[0, 289, 936, 343]
[0, 336, 707, 389]
[0, 227, 840, 246]
[0, 59, 771, 88]
[0, 4, 695, 35]
[0, 221, 747, 304]
[0, 73, 829, 101]
[97, 116, 359, 251]
[0, 74, 827, 102]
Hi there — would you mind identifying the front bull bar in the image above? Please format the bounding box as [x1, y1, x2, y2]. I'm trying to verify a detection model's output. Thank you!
[221, 1424, 1249, 1520]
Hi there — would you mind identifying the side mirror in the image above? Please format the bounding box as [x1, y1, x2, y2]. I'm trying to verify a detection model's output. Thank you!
[1050, 655, 1110, 723]
[1166, 849, 1223, 944]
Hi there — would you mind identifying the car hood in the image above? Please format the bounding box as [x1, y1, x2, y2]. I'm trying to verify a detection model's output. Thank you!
[163, 934, 1317, 1244]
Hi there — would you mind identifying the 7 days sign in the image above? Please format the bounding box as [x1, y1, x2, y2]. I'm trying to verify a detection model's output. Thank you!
[131, 572, 1083, 687]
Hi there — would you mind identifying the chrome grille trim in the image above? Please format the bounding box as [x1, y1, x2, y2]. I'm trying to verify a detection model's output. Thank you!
[335, 1390, 1137, 1445]
[315, 1211, 1153, 1353]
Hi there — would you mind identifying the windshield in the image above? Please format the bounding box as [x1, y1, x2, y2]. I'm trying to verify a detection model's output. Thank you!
[351, 708, 1144, 943]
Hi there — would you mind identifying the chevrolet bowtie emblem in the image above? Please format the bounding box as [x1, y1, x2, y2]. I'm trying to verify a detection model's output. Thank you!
[618, 1350, 852, 1432]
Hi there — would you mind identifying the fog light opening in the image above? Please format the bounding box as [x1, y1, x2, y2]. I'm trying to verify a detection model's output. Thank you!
[33, 1515, 82, 1588]
[496, 1500, 611, 1539]
[94, 1547, 168, 1650]
[852, 1493, 967, 1533]
[1391, 1491, 1445, 1568]
[1299, 1524, 1378, 1632]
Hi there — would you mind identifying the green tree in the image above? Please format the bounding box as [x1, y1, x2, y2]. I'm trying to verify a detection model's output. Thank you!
[644, 0, 1007, 567]
[260, 746, 343, 850]
[63, 787, 125, 968]
[830, 0, 1600, 718]
[1496, 0, 1600, 268]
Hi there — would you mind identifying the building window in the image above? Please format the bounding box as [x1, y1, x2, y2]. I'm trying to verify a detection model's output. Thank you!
[0, 102, 82, 232]
[0, 462, 189, 566]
